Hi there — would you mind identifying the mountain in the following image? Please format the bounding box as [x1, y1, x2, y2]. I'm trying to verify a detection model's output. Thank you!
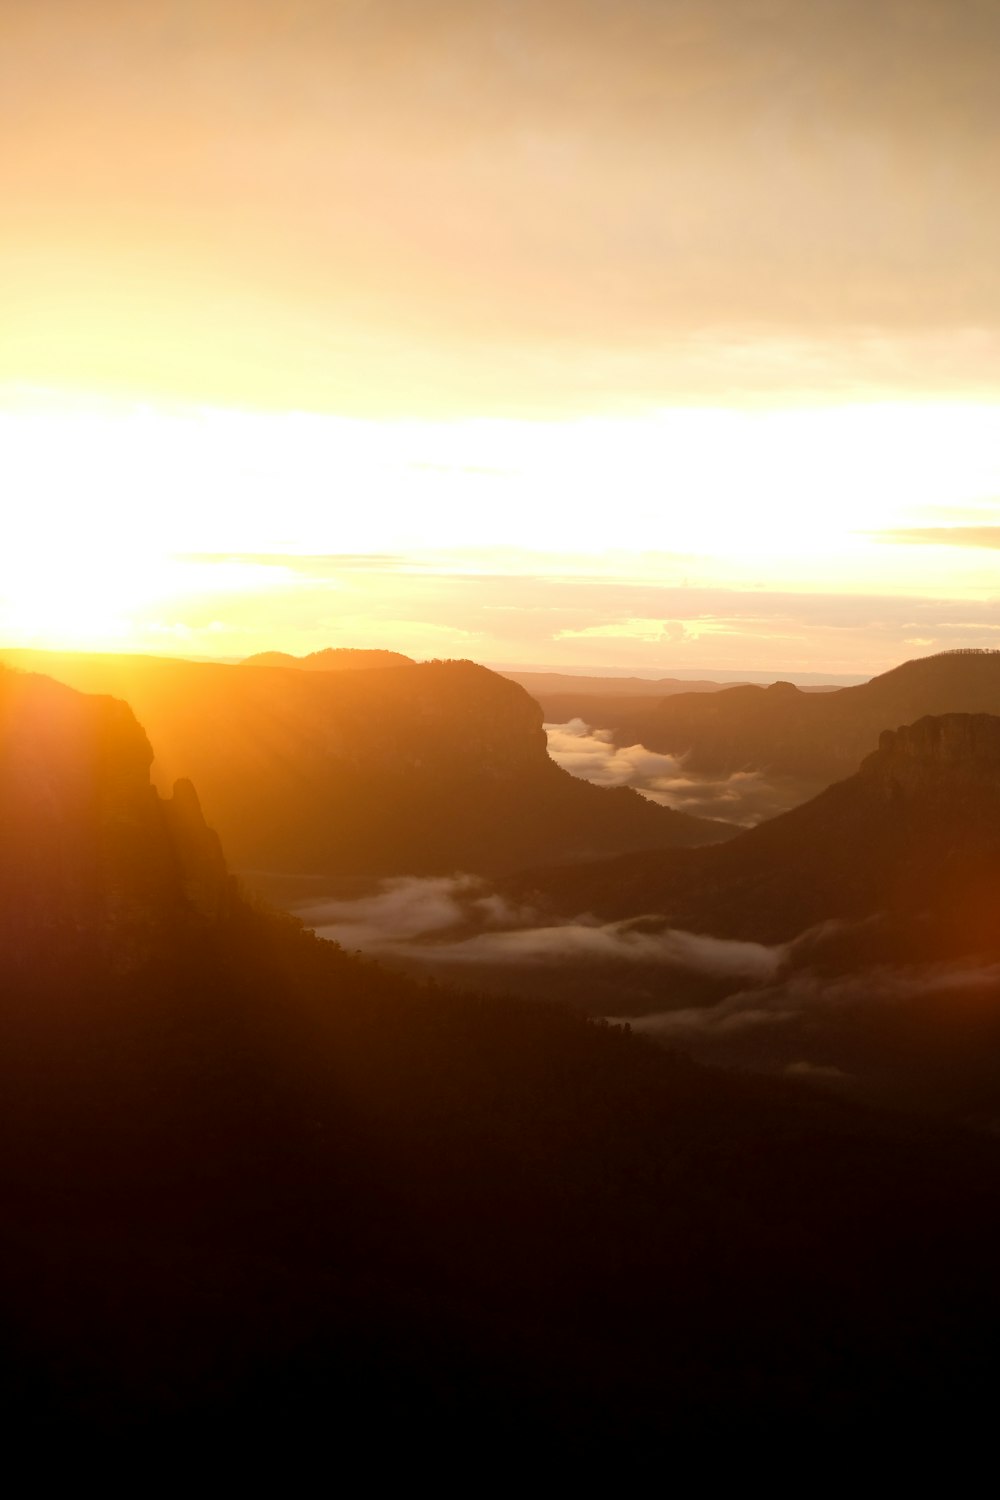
[0, 665, 230, 972]
[500, 669, 841, 728]
[500, 669, 748, 727]
[0, 649, 731, 878]
[605, 649, 1000, 784]
[509, 711, 1000, 947]
[401, 711, 1000, 1118]
[5, 668, 1000, 1454]
[242, 647, 415, 670]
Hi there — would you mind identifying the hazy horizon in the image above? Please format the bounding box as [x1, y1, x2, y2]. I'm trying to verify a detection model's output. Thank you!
[3, 3, 1000, 674]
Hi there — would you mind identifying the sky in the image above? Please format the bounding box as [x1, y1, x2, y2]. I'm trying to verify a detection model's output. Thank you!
[3, 0, 1000, 675]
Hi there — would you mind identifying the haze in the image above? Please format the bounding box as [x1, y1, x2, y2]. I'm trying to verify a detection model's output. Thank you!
[3, 0, 1000, 672]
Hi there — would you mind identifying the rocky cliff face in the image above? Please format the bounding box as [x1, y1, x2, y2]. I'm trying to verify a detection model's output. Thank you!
[0, 650, 731, 877]
[511, 710, 1000, 950]
[611, 650, 1000, 784]
[863, 713, 1000, 795]
[0, 667, 230, 969]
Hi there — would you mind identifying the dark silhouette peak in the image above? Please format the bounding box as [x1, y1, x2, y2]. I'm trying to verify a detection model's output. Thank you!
[766, 679, 800, 694]
[0, 668, 231, 966]
[163, 776, 230, 920]
[243, 647, 415, 671]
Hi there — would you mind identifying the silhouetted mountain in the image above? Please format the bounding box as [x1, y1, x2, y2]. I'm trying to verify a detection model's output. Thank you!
[0, 649, 731, 877]
[502, 669, 843, 727]
[242, 646, 415, 670]
[6, 670, 1000, 1455]
[500, 669, 747, 726]
[509, 711, 1000, 947]
[607, 649, 1000, 784]
[0, 665, 230, 973]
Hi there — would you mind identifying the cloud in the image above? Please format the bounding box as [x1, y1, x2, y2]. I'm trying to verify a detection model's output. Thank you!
[785, 1061, 848, 1081]
[555, 617, 799, 647]
[298, 874, 527, 951]
[875, 528, 1000, 550]
[392, 921, 785, 976]
[630, 958, 1000, 1040]
[544, 719, 812, 825]
[7, 4, 1000, 418]
[296, 874, 784, 978]
[555, 619, 691, 644]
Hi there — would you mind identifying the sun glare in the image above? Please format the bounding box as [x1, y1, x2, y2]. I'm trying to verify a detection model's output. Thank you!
[3, 392, 1000, 663]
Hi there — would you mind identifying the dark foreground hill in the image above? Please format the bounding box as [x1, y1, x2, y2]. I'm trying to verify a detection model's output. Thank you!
[5, 667, 1000, 1457]
[607, 648, 1000, 783]
[0, 649, 729, 878]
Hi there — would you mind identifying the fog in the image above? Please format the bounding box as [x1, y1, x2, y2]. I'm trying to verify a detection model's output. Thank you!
[297, 874, 530, 951]
[545, 719, 811, 825]
[630, 957, 1000, 1039]
[297, 873, 783, 978]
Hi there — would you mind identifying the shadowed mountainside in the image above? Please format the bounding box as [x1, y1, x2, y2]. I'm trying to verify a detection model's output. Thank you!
[507, 711, 1000, 947]
[0, 666, 230, 971]
[604, 650, 1000, 784]
[0, 649, 731, 878]
[5, 667, 1000, 1454]
[337, 712, 1000, 1119]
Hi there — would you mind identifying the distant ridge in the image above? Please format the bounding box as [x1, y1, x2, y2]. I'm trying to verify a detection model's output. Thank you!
[606, 649, 1000, 783]
[511, 709, 1000, 950]
[242, 647, 415, 670]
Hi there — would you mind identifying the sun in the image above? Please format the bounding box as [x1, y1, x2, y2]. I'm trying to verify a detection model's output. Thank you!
[0, 533, 175, 651]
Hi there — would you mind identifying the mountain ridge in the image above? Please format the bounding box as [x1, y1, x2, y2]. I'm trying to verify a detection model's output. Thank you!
[0, 665, 230, 967]
[507, 708, 1000, 949]
[607, 649, 1000, 784]
[242, 647, 415, 671]
[5, 667, 1000, 1447]
[0, 649, 732, 878]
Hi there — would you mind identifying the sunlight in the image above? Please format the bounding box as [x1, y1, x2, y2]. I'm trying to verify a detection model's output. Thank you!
[3, 389, 1000, 662]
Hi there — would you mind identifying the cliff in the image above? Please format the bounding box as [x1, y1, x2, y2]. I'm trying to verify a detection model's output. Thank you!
[0, 666, 230, 969]
[510, 710, 1000, 951]
[0, 649, 732, 877]
[863, 712, 1000, 795]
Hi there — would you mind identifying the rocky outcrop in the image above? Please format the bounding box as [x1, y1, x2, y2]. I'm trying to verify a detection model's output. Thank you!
[0, 650, 732, 878]
[863, 713, 1000, 794]
[163, 777, 230, 921]
[509, 710, 1000, 951]
[0, 667, 231, 969]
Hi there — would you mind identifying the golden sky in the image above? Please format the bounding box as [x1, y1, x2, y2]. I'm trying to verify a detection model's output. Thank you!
[3, 2, 1000, 673]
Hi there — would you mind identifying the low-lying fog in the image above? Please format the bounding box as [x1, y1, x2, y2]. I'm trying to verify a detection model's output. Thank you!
[544, 719, 814, 825]
[288, 873, 1000, 1120]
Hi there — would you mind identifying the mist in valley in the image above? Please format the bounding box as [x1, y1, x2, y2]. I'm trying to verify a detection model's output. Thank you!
[7, 0, 1000, 1464]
